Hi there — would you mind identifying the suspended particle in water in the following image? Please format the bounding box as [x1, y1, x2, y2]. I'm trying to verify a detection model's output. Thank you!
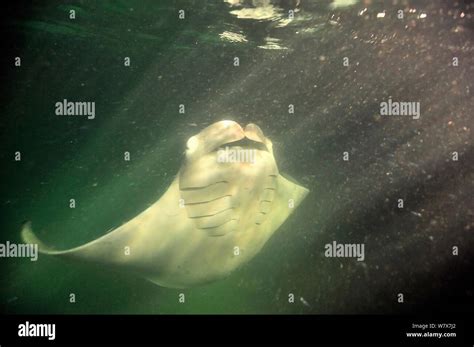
[7, 296, 18, 304]
[300, 296, 311, 307]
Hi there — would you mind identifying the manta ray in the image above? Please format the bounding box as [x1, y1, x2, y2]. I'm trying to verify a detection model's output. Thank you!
[22, 120, 309, 288]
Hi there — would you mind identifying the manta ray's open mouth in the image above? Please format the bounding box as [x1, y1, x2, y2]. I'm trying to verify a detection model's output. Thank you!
[215, 137, 269, 152]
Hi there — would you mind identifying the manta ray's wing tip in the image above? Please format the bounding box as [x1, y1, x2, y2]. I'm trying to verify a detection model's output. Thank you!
[21, 219, 31, 229]
[21, 221, 38, 244]
[20, 221, 54, 254]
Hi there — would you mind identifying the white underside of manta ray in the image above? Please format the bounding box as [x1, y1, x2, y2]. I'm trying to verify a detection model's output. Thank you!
[22, 120, 309, 288]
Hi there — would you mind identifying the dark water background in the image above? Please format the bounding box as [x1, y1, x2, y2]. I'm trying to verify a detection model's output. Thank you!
[0, 0, 473, 314]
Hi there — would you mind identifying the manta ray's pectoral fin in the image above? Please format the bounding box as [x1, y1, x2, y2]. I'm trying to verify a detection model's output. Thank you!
[20, 218, 141, 268]
[261, 173, 309, 232]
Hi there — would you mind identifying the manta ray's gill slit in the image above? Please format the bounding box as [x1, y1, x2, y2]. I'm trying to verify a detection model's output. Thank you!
[198, 218, 238, 229]
[259, 201, 272, 214]
[179, 180, 229, 191]
[259, 184, 276, 209]
[264, 175, 278, 189]
[183, 194, 233, 206]
[188, 207, 235, 219]
[184, 195, 235, 219]
[255, 208, 270, 225]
